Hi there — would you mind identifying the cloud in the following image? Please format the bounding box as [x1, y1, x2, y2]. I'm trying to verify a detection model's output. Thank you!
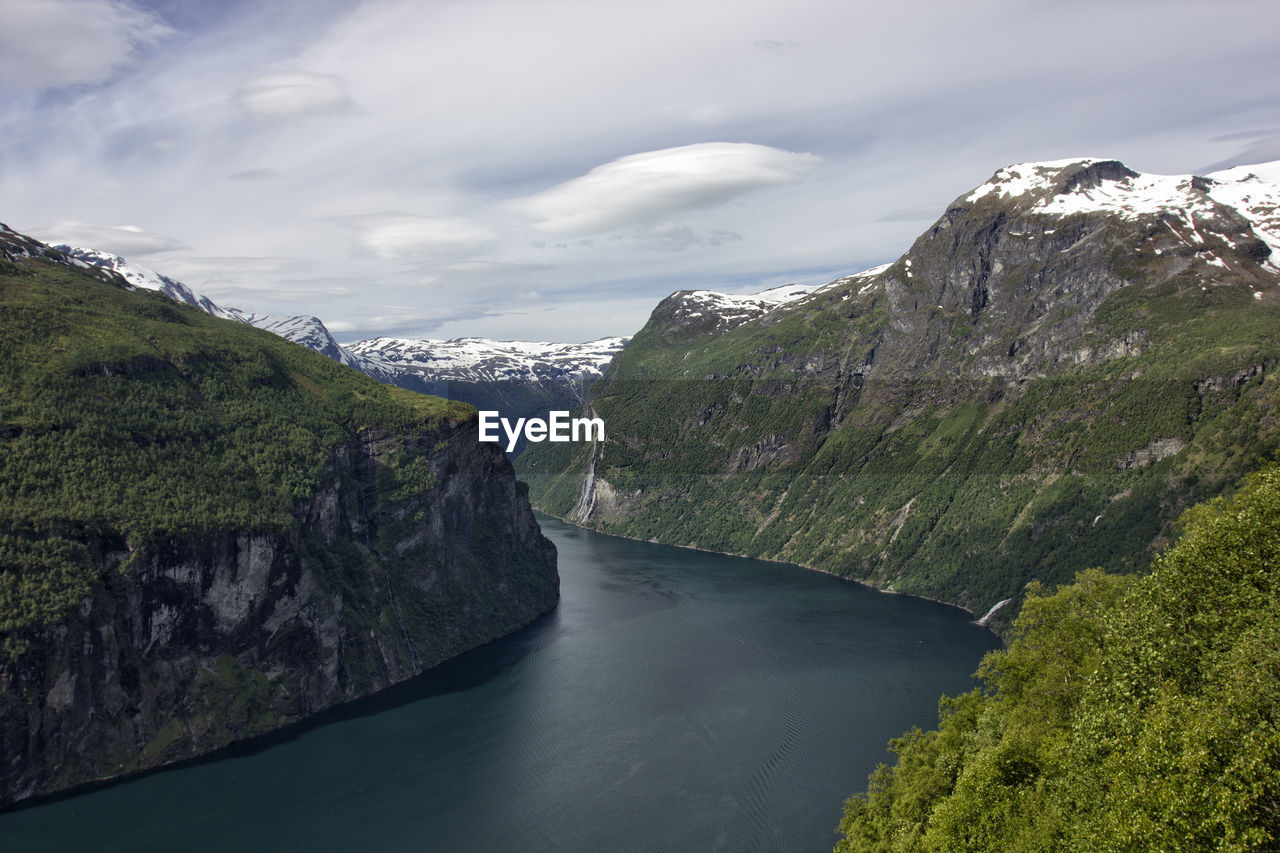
[157, 254, 304, 280]
[877, 204, 945, 223]
[638, 226, 743, 252]
[438, 260, 556, 275]
[215, 282, 354, 301]
[226, 168, 282, 181]
[31, 221, 187, 255]
[1198, 134, 1280, 173]
[1210, 127, 1280, 143]
[514, 143, 819, 236]
[654, 102, 734, 126]
[6, 0, 1280, 344]
[236, 71, 354, 118]
[345, 214, 497, 260]
[0, 0, 172, 89]
[752, 39, 800, 53]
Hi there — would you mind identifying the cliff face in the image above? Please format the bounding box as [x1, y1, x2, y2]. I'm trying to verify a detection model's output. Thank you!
[0, 417, 556, 804]
[0, 226, 558, 806]
[519, 159, 1280, 620]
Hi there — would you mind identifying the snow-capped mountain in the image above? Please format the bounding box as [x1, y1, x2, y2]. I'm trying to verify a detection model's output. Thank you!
[41, 243, 624, 437]
[516, 155, 1280, 626]
[660, 280, 838, 331]
[29, 155, 1279, 450]
[54, 245, 230, 317]
[225, 312, 377, 374]
[350, 336, 627, 384]
[1, 225, 132, 288]
[963, 158, 1280, 269]
[350, 336, 627, 453]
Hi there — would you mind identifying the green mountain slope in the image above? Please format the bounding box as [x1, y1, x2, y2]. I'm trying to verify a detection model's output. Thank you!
[518, 159, 1280, 621]
[0, 225, 558, 803]
[836, 462, 1280, 851]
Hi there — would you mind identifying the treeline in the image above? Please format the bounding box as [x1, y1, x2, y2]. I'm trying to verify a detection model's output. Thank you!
[836, 462, 1280, 851]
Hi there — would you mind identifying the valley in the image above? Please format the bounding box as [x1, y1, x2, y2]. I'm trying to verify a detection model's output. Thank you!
[4, 155, 1279, 849]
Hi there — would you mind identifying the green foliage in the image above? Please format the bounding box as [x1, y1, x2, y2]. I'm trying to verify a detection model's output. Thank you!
[0, 253, 468, 634]
[835, 463, 1280, 851]
[520, 245, 1280, 617]
[379, 447, 440, 502]
[0, 535, 94, 632]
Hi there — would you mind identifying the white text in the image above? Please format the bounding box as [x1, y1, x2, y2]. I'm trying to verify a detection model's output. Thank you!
[478, 410, 605, 452]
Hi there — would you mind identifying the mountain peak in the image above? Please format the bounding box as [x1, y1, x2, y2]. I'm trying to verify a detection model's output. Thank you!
[956, 157, 1280, 268]
[655, 280, 838, 336]
[965, 158, 1138, 205]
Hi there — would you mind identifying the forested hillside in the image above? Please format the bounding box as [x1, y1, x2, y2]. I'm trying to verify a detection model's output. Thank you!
[0, 225, 558, 804]
[0, 225, 471, 637]
[836, 461, 1280, 851]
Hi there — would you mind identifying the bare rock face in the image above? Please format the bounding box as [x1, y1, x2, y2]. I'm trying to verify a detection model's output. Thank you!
[0, 418, 557, 805]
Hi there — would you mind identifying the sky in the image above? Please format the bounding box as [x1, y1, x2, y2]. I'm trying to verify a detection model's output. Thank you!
[2, 0, 1279, 344]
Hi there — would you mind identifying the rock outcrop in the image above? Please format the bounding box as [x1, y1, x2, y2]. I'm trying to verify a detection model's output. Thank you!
[0, 417, 556, 805]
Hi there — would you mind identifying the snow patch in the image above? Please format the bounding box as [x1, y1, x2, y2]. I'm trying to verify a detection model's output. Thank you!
[1205, 161, 1280, 262]
[966, 158, 1106, 203]
[348, 336, 628, 383]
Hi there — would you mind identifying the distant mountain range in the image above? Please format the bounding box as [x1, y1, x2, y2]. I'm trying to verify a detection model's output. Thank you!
[518, 157, 1280, 625]
[56, 245, 376, 371]
[54, 246, 629, 434]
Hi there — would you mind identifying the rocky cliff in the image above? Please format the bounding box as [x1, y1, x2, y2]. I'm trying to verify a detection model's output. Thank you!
[0, 226, 558, 805]
[0, 421, 555, 805]
[519, 158, 1280, 621]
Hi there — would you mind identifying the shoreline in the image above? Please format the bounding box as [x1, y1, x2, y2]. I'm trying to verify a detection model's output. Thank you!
[531, 508, 997, 629]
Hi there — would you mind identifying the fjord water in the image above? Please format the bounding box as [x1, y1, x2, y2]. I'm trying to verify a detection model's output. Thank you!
[1, 515, 998, 852]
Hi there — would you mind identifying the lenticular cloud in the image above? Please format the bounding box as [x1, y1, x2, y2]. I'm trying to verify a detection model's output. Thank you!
[237, 71, 354, 118]
[350, 214, 496, 260]
[516, 142, 819, 236]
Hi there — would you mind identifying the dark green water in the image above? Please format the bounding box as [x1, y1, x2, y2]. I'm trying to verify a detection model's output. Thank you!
[0, 515, 999, 852]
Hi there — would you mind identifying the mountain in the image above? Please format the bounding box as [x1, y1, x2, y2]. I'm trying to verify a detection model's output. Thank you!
[349, 335, 626, 455]
[654, 280, 848, 333]
[54, 245, 229, 316]
[517, 157, 1280, 625]
[55, 246, 626, 446]
[0, 224, 558, 804]
[54, 246, 378, 375]
[350, 335, 628, 386]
